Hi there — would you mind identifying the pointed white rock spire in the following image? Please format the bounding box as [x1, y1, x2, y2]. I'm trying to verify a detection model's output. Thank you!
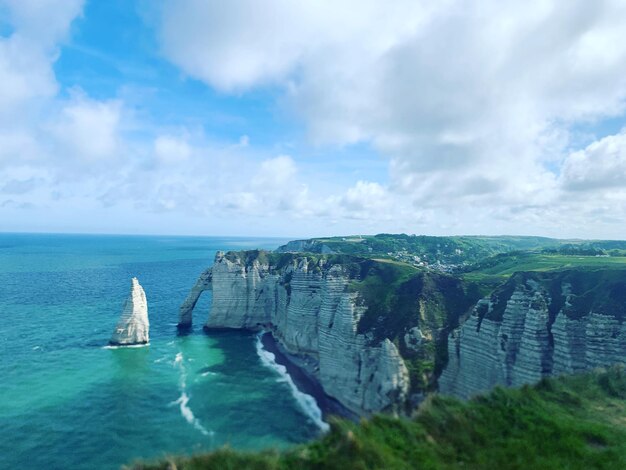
[109, 277, 149, 346]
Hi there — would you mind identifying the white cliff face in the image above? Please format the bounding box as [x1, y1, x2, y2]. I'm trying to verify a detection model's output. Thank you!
[206, 253, 280, 329]
[440, 275, 626, 399]
[438, 312, 506, 399]
[553, 312, 626, 373]
[315, 265, 409, 414]
[272, 259, 322, 355]
[110, 277, 149, 346]
[181, 252, 410, 416]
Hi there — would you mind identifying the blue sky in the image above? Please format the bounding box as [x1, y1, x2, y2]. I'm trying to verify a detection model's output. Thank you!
[56, 1, 295, 146]
[1, 0, 626, 238]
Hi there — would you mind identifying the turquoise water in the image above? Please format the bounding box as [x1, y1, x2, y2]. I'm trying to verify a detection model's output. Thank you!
[0, 234, 323, 469]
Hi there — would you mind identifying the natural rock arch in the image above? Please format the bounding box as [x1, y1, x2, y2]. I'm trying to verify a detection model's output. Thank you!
[178, 267, 212, 329]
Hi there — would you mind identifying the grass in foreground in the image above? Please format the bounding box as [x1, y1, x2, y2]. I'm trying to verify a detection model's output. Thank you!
[131, 367, 626, 470]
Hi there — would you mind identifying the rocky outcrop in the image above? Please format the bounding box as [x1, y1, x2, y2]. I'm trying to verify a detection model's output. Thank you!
[180, 251, 409, 416]
[110, 277, 149, 346]
[440, 270, 626, 398]
[404, 327, 425, 352]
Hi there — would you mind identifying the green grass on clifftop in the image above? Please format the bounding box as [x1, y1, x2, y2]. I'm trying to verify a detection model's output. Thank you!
[462, 251, 626, 289]
[130, 367, 626, 470]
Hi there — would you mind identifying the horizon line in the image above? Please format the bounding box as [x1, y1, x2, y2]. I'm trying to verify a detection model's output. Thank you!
[1, 230, 624, 243]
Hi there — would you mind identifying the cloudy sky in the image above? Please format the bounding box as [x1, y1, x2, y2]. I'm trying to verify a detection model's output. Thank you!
[1, 0, 626, 238]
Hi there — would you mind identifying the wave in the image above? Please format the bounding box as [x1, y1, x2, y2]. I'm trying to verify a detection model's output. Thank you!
[171, 352, 213, 437]
[255, 333, 330, 432]
[170, 391, 212, 436]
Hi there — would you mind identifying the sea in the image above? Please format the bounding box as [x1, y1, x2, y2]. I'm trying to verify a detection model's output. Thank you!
[0, 233, 326, 470]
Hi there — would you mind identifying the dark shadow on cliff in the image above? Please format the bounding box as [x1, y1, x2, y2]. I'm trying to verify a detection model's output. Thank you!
[176, 324, 194, 336]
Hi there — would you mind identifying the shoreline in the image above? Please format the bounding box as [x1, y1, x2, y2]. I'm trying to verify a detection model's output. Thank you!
[259, 331, 358, 422]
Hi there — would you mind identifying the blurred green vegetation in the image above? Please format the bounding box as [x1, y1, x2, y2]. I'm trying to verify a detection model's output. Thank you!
[131, 367, 626, 470]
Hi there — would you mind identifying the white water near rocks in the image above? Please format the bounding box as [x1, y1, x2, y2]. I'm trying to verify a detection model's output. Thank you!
[255, 334, 330, 432]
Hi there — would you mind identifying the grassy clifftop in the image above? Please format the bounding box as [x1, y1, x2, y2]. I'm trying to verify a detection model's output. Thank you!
[277, 234, 563, 266]
[461, 251, 626, 286]
[475, 268, 626, 324]
[131, 366, 626, 470]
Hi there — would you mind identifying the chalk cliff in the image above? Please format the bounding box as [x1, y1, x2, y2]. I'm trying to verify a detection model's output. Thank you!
[182, 249, 626, 410]
[110, 277, 149, 346]
[439, 270, 626, 398]
[180, 251, 411, 415]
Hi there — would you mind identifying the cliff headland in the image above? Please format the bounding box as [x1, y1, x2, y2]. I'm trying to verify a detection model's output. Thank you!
[179, 234, 626, 415]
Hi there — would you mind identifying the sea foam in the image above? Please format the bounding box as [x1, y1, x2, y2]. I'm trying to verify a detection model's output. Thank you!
[170, 352, 213, 437]
[255, 333, 330, 432]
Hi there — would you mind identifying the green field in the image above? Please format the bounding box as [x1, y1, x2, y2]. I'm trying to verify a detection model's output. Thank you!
[462, 252, 626, 287]
[278, 234, 626, 275]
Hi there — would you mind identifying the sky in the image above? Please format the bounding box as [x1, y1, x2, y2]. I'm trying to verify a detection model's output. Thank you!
[1, 0, 626, 238]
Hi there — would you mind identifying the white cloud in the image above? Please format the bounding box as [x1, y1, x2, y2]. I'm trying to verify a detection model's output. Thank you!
[157, 0, 626, 236]
[0, 0, 131, 207]
[159, 0, 435, 93]
[560, 129, 626, 192]
[0, 0, 92, 172]
[0, 130, 40, 164]
[51, 93, 122, 162]
[0, 36, 57, 113]
[252, 155, 296, 188]
[1, 177, 40, 195]
[154, 135, 192, 164]
[4, 0, 626, 237]
[339, 181, 391, 218]
[0, 0, 83, 115]
[1, 0, 83, 45]
[218, 155, 309, 215]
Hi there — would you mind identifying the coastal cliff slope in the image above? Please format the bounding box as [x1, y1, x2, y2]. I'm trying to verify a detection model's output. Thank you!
[179, 250, 478, 415]
[440, 269, 626, 398]
[180, 242, 626, 412]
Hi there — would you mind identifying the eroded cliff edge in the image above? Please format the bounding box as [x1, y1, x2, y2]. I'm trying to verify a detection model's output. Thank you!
[179, 250, 478, 416]
[439, 270, 626, 398]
